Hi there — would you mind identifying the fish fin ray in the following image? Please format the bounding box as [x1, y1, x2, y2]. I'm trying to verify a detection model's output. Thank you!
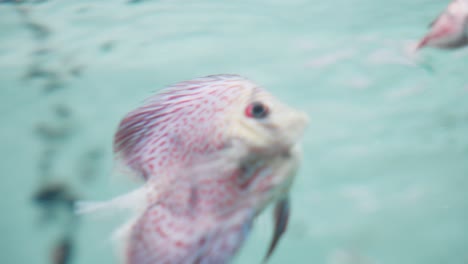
[75, 186, 149, 216]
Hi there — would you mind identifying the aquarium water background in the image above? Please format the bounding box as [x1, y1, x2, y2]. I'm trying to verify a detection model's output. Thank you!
[1, 0, 467, 263]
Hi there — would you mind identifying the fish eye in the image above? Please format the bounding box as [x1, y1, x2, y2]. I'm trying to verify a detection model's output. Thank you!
[245, 101, 269, 119]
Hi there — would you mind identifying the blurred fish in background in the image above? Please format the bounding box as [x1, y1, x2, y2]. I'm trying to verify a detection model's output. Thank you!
[417, 0, 468, 50]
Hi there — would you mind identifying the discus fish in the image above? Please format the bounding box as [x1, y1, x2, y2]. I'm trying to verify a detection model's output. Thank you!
[78, 74, 309, 264]
[417, 0, 468, 50]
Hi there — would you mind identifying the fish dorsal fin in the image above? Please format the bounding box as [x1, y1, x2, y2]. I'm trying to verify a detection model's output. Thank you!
[113, 75, 248, 182]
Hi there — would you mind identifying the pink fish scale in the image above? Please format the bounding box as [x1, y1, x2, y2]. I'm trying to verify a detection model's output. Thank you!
[114, 76, 245, 181]
[196, 176, 239, 212]
[128, 206, 197, 264]
[128, 202, 254, 264]
[126, 163, 275, 263]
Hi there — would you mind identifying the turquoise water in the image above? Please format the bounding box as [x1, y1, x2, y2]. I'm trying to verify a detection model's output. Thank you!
[1, 0, 467, 263]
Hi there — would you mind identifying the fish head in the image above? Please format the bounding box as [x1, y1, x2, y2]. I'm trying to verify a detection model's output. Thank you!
[221, 78, 309, 159]
[211, 77, 309, 213]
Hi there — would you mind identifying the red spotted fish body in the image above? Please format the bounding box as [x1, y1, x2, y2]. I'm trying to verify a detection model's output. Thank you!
[80, 74, 308, 264]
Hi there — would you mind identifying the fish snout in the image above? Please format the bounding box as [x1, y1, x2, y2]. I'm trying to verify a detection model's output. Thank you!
[273, 108, 309, 149]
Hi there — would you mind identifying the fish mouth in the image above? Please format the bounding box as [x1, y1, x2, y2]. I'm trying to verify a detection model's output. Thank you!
[258, 109, 309, 156]
[277, 109, 309, 145]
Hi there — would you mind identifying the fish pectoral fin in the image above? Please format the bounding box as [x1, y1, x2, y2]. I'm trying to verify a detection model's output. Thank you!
[263, 197, 290, 263]
[75, 186, 149, 216]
